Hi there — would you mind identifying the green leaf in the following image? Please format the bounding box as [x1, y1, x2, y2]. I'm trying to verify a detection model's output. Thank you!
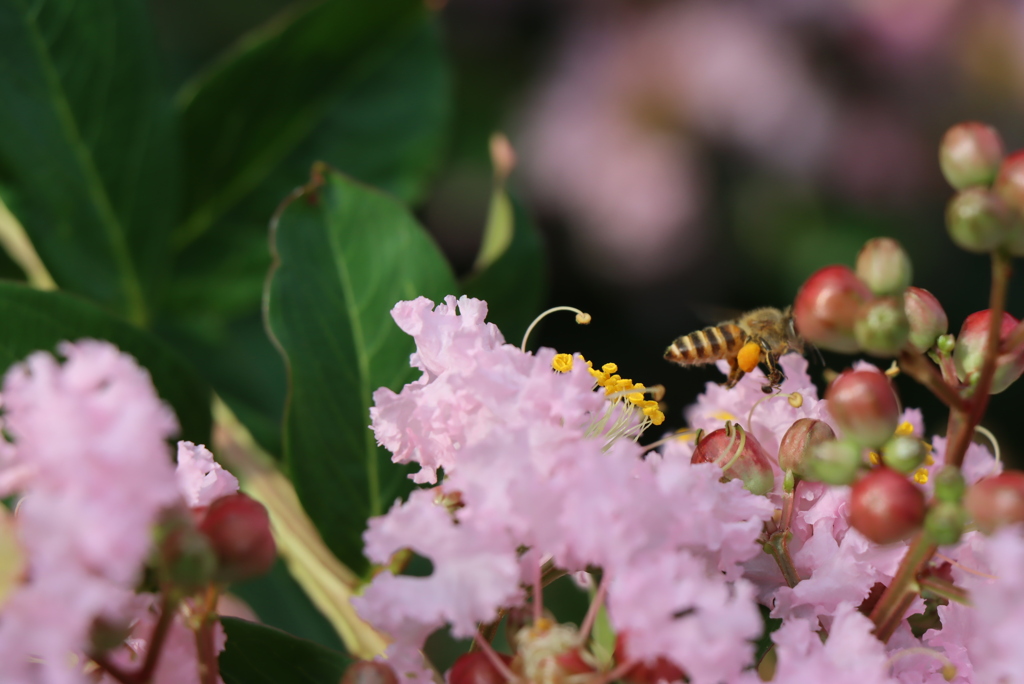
[265, 168, 457, 573]
[0, 0, 177, 323]
[0, 282, 210, 444]
[231, 559, 344, 652]
[175, 0, 448, 251]
[220, 617, 352, 684]
[161, 1, 451, 453]
[463, 196, 547, 344]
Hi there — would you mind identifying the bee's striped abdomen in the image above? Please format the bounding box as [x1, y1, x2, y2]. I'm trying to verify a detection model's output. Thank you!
[664, 323, 745, 366]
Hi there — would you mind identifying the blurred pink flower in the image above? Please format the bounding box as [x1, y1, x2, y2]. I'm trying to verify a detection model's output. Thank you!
[176, 441, 240, 509]
[100, 594, 226, 684]
[520, 3, 833, 282]
[0, 340, 181, 684]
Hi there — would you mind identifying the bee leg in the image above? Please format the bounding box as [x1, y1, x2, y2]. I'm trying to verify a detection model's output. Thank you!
[758, 347, 786, 393]
[724, 356, 745, 389]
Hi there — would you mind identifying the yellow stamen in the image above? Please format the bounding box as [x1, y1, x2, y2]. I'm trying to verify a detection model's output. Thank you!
[914, 468, 929, 484]
[787, 392, 803, 408]
[602, 363, 618, 374]
[552, 353, 574, 373]
[869, 451, 881, 466]
[737, 342, 761, 373]
[711, 411, 738, 422]
[895, 421, 915, 436]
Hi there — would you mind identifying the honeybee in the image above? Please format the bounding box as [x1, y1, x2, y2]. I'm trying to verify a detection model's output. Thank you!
[664, 306, 803, 394]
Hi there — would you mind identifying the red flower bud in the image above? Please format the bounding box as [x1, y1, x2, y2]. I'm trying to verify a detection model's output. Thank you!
[198, 493, 276, 583]
[342, 661, 400, 684]
[793, 265, 873, 353]
[946, 188, 1012, 253]
[953, 310, 1024, 394]
[849, 467, 926, 544]
[825, 370, 900, 448]
[994, 151, 1024, 256]
[995, 149, 1024, 213]
[964, 471, 1024, 534]
[854, 297, 910, 357]
[939, 122, 1004, 190]
[449, 652, 513, 684]
[691, 423, 775, 495]
[616, 633, 686, 684]
[778, 418, 836, 478]
[855, 238, 912, 296]
[903, 287, 948, 354]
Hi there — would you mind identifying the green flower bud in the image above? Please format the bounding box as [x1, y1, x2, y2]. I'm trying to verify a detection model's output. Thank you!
[946, 188, 1011, 254]
[854, 297, 910, 357]
[881, 436, 926, 474]
[856, 238, 912, 296]
[903, 287, 949, 354]
[939, 122, 1004, 190]
[933, 466, 966, 504]
[806, 440, 863, 486]
[924, 501, 967, 546]
[826, 369, 901, 448]
[778, 418, 836, 479]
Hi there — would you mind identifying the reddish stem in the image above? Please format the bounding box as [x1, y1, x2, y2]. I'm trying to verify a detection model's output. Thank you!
[195, 585, 221, 684]
[91, 654, 137, 684]
[898, 350, 966, 412]
[137, 592, 178, 682]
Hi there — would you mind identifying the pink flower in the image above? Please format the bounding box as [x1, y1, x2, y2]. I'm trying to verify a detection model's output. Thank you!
[176, 441, 240, 508]
[99, 594, 226, 684]
[0, 340, 182, 684]
[771, 603, 898, 683]
[355, 489, 522, 644]
[608, 552, 762, 684]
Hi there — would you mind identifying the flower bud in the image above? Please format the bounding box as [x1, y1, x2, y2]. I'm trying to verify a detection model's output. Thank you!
[964, 471, 1024, 534]
[880, 436, 926, 474]
[933, 466, 966, 504]
[924, 501, 967, 546]
[995, 150, 1024, 213]
[953, 310, 1024, 394]
[939, 122, 1004, 190]
[342, 661, 400, 684]
[778, 418, 836, 478]
[805, 439, 863, 485]
[163, 525, 218, 592]
[854, 297, 910, 357]
[849, 467, 926, 544]
[825, 370, 900, 447]
[855, 238, 912, 296]
[793, 265, 873, 353]
[198, 493, 277, 583]
[616, 633, 686, 684]
[449, 652, 512, 684]
[691, 422, 775, 495]
[903, 287, 949, 353]
[945, 188, 1011, 253]
[994, 151, 1024, 256]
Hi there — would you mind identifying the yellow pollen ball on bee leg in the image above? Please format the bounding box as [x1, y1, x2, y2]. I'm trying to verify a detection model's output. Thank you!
[738, 342, 761, 373]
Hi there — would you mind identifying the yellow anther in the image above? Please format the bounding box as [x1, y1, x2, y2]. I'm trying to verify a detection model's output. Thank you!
[602, 363, 618, 374]
[896, 421, 915, 437]
[552, 353, 574, 373]
[641, 400, 659, 409]
[633, 382, 646, 393]
[885, 361, 901, 378]
[869, 451, 881, 465]
[588, 367, 604, 380]
[914, 468, 929, 484]
[533, 617, 554, 632]
[575, 312, 592, 325]
[644, 406, 665, 425]
[712, 411, 738, 422]
[737, 342, 761, 373]
[627, 392, 645, 405]
[787, 393, 803, 408]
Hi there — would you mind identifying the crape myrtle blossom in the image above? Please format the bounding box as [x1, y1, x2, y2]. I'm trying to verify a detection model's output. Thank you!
[359, 296, 774, 684]
[357, 295, 1024, 684]
[0, 340, 238, 684]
